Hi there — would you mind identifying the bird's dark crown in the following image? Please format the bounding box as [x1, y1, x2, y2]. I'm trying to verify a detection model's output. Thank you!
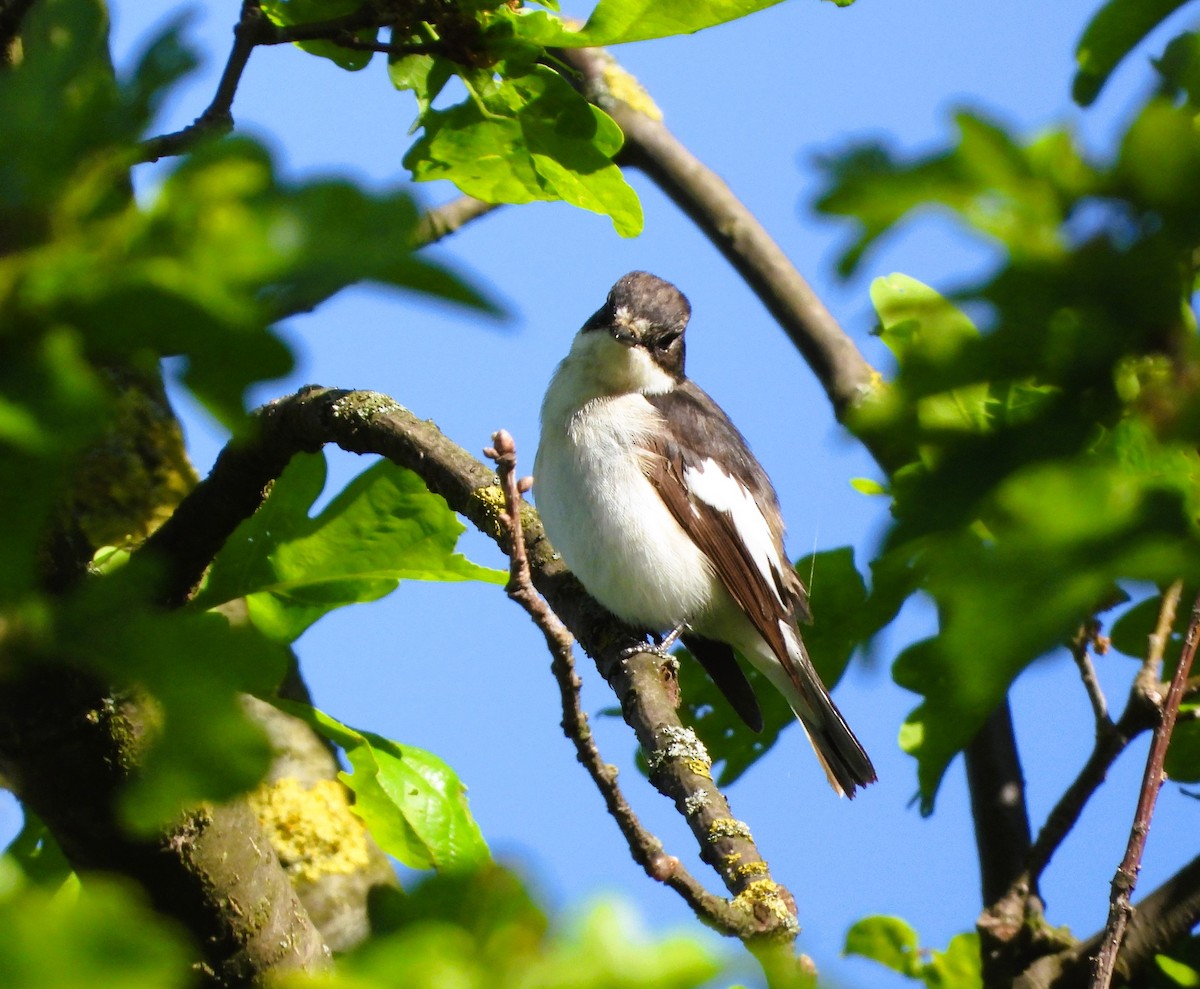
[583, 271, 691, 378]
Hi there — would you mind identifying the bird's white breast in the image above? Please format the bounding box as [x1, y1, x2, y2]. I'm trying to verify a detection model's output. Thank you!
[535, 365, 717, 630]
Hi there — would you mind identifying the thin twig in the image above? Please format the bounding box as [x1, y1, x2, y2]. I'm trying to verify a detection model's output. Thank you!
[1071, 620, 1110, 729]
[411, 196, 499, 248]
[482, 429, 750, 932]
[137, 1, 393, 163]
[139, 387, 799, 941]
[1090, 581, 1192, 989]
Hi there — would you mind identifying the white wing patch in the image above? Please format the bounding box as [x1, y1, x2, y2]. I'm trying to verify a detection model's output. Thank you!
[684, 458, 785, 607]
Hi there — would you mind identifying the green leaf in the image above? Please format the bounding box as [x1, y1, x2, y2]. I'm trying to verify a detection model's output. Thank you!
[57, 577, 289, 828]
[0, 878, 192, 989]
[281, 702, 489, 871]
[1109, 588, 1192, 662]
[529, 900, 720, 989]
[2, 812, 74, 893]
[283, 876, 720, 989]
[893, 454, 1200, 811]
[1073, 0, 1191, 106]
[197, 452, 505, 643]
[851, 476, 888, 495]
[847, 919, 981, 989]
[260, 0, 377, 70]
[1154, 32, 1200, 107]
[0, 331, 110, 603]
[404, 65, 643, 237]
[844, 915, 921, 977]
[925, 933, 982, 989]
[1157, 950, 1200, 986]
[388, 53, 455, 119]
[513, 0, 787, 47]
[816, 114, 1094, 276]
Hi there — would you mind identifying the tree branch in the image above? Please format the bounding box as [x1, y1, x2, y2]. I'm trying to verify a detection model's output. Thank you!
[138, 1, 394, 163]
[557, 46, 876, 419]
[482, 429, 785, 938]
[1091, 581, 1192, 989]
[139, 387, 802, 941]
[411, 196, 498, 249]
[1071, 620, 1111, 728]
[966, 700, 1033, 908]
[0, 665, 329, 987]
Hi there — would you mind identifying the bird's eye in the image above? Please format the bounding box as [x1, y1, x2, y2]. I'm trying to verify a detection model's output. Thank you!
[654, 331, 680, 351]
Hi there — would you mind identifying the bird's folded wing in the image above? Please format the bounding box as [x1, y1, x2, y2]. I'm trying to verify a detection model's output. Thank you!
[639, 385, 809, 678]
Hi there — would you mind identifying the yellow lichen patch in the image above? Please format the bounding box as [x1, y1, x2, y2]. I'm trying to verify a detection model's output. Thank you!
[732, 880, 800, 937]
[249, 777, 370, 884]
[602, 62, 663, 121]
[473, 484, 508, 513]
[707, 817, 753, 843]
[736, 860, 770, 880]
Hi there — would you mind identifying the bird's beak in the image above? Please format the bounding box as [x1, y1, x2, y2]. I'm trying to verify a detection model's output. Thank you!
[609, 322, 638, 347]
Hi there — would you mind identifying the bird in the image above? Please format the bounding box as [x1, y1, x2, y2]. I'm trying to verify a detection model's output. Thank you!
[533, 271, 876, 797]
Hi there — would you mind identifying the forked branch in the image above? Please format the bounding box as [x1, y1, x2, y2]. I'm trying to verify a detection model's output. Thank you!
[141, 387, 801, 942]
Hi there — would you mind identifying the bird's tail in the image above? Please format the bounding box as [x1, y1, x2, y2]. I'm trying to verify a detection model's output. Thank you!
[772, 627, 877, 798]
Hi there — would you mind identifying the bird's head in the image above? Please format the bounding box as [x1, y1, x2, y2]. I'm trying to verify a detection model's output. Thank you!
[570, 271, 690, 395]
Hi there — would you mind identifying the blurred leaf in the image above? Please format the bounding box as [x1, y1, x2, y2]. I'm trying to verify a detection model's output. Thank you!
[0, 0, 123, 229]
[513, 0, 786, 47]
[0, 332, 110, 603]
[404, 65, 642, 236]
[851, 476, 888, 495]
[1155, 938, 1200, 987]
[1073, 0, 1191, 106]
[368, 864, 547, 942]
[2, 812, 74, 893]
[530, 900, 720, 989]
[1165, 715, 1200, 783]
[196, 452, 505, 643]
[893, 452, 1200, 810]
[281, 702, 490, 871]
[845, 915, 921, 977]
[847, 918, 980, 989]
[927, 933, 983, 989]
[1117, 99, 1200, 236]
[816, 113, 1093, 276]
[1109, 587, 1193, 661]
[285, 881, 719, 989]
[0, 877, 191, 989]
[1155, 32, 1200, 107]
[55, 575, 289, 829]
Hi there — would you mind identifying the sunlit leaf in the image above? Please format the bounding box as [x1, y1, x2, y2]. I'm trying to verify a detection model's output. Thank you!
[845, 915, 921, 977]
[404, 65, 642, 236]
[197, 452, 505, 643]
[513, 0, 786, 47]
[281, 702, 490, 871]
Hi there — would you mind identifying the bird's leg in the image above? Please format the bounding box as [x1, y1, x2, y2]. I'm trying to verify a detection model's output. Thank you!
[658, 620, 687, 652]
[618, 621, 689, 661]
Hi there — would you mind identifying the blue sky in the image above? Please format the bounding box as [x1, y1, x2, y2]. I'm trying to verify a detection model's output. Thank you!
[5, 2, 1198, 986]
